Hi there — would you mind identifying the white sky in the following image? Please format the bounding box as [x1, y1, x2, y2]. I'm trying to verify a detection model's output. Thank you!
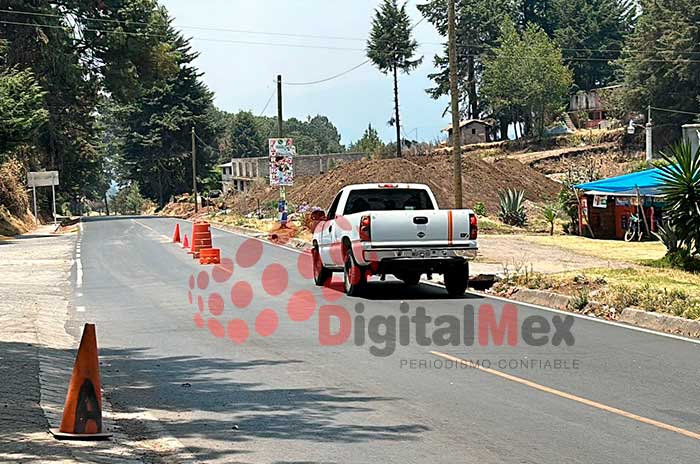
[160, 0, 451, 146]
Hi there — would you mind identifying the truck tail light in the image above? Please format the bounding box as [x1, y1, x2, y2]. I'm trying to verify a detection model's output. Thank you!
[469, 213, 478, 240]
[359, 215, 371, 241]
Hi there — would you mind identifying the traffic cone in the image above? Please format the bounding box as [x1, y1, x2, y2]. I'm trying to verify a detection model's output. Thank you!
[172, 223, 181, 243]
[50, 323, 112, 440]
[182, 234, 189, 249]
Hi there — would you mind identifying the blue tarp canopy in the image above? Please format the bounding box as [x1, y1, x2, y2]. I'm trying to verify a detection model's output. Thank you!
[575, 167, 666, 196]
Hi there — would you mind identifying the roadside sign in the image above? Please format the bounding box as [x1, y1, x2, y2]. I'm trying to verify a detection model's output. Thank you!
[268, 138, 295, 186]
[27, 171, 59, 187]
[27, 171, 60, 226]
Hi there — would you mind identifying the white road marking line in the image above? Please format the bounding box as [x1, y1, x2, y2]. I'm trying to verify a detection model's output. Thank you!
[76, 258, 83, 289]
[131, 219, 172, 241]
[430, 350, 700, 441]
[76, 305, 85, 313]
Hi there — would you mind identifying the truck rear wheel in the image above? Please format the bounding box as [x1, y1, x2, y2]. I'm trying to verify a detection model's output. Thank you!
[343, 251, 366, 296]
[444, 263, 469, 297]
[312, 246, 331, 286]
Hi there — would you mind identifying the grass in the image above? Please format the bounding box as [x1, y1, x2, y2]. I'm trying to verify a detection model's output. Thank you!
[556, 267, 700, 299]
[522, 234, 666, 263]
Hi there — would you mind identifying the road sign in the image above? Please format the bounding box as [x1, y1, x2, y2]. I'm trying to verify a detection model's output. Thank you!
[27, 171, 60, 226]
[268, 138, 295, 187]
[27, 171, 59, 187]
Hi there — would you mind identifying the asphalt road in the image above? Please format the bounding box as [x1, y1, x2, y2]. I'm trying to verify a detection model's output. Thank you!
[71, 216, 700, 463]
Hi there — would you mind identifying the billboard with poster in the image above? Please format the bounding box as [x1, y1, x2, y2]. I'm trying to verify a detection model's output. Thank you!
[268, 138, 295, 186]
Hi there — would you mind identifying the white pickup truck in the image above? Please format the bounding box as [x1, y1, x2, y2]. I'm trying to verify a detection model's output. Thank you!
[311, 183, 478, 296]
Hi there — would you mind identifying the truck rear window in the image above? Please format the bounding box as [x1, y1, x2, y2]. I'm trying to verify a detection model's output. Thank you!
[343, 189, 435, 214]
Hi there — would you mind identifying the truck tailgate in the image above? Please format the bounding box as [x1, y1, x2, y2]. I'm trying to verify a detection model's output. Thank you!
[367, 209, 473, 247]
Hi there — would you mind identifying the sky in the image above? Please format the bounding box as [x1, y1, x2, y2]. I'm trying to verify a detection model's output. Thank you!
[160, 0, 451, 146]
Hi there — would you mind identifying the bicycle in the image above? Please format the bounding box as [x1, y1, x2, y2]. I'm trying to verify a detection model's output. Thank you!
[624, 213, 643, 242]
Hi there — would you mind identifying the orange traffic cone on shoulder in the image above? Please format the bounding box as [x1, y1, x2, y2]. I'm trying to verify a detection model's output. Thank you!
[182, 234, 189, 249]
[50, 323, 111, 440]
[172, 223, 181, 243]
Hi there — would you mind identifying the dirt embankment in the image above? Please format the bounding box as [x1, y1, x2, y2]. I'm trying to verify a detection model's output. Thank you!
[0, 159, 35, 236]
[228, 154, 560, 214]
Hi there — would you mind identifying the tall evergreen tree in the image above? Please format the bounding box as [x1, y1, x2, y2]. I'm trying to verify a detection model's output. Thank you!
[118, 24, 217, 207]
[367, 0, 422, 158]
[620, 0, 700, 130]
[552, 0, 634, 90]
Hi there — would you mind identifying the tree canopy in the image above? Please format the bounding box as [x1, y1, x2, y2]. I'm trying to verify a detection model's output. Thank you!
[367, 0, 422, 157]
[481, 21, 573, 136]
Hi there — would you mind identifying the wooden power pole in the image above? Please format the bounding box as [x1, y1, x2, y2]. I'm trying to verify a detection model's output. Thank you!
[276, 75, 287, 226]
[448, 0, 463, 209]
[191, 126, 198, 213]
[277, 75, 283, 137]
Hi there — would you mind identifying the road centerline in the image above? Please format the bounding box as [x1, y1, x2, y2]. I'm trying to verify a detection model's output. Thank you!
[429, 350, 700, 441]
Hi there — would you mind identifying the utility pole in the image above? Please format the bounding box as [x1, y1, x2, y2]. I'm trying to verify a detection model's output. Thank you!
[277, 75, 283, 137]
[448, 0, 463, 208]
[191, 126, 198, 213]
[646, 105, 653, 164]
[276, 75, 287, 227]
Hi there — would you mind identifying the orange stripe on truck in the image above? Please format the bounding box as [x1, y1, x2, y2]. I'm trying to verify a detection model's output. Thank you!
[447, 210, 453, 245]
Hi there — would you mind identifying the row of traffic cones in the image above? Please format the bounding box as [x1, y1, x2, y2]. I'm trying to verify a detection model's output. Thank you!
[172, 222, 220, 265]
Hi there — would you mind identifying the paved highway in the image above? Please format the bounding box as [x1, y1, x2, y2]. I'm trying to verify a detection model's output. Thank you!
[71, 216, 700, 463]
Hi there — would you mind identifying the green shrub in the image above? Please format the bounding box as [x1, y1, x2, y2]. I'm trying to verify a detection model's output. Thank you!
[498, 189, 526, 226]
[473, 201, 487, 217]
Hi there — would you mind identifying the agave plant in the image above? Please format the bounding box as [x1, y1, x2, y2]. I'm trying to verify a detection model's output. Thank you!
[498, 189, 527, 226]
[658, 142, 700, 255]
[652, 223, 680, 253]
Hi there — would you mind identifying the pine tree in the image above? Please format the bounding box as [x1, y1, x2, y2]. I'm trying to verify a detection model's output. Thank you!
[620, 0, 700, 129]
[230, 111, 265, 158]
[551, 0, 634, 90]
[351, 123, 385, 155]
[367, 0, 422, 158]
[118, 24, 217, 207]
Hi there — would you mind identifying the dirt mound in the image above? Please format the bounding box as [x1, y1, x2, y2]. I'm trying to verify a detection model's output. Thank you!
[229, 154, 560, 215]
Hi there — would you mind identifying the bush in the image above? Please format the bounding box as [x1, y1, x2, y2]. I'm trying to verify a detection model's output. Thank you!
[473, 201, 487, 217]
[498, 189, 526, 226]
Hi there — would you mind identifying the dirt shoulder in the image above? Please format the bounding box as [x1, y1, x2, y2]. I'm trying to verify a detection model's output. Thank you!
[473, 234, 637, 275]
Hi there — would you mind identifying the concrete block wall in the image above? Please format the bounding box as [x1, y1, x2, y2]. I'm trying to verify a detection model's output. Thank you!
[230, 152, 368, 181]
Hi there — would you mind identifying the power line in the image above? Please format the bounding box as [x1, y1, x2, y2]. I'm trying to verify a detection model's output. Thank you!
[258, 88, 276, 116]
[650, 106, 700, 116]
[4, 8, 700, 57]
[0, 19, 366, 52]
[285, 60, 371, 86]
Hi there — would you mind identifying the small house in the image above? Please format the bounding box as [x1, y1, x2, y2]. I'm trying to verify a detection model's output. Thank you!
[568, 85, 622, 130]
[443, 119, 493, 145]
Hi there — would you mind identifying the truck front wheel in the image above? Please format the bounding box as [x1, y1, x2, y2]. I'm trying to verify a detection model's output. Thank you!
[444, 263, 469, 297]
